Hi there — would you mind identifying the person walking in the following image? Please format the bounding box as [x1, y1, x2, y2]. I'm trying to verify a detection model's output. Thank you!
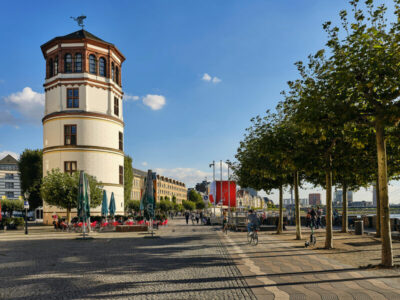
[316, 206, 323, 229]
[185, 211, 189, 224]
[195, 212, 200, 224]
[310, 207, 317, 229]
[190, 212, 195, 224]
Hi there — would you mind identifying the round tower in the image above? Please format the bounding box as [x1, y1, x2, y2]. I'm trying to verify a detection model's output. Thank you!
[41, 30, 125, 224]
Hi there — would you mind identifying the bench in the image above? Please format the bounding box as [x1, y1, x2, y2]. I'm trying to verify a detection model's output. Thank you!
[115, 225, 148, 232]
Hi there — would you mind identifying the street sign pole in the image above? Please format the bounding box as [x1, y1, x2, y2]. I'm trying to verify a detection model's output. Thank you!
[24, 200, 29, 235]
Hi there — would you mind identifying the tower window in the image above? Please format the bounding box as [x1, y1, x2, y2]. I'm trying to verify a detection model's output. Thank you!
[64, 161, 77, 175]
[49, 58, 53, 78]
[115, 66, 119, 85]
[114, 97, 119, 116]
[67, 88, 79, 108]
[111, 62, 115, 81]
[75, 53, 82, 72]
[54, 56, 59, 75]
[119, 131, 123, 150]
[89, 54, 96, 74]
[119, 165, 123, 185]
[64, 54, 72, 73]
[64, 125, 77, 145]
[99, 57, 106, 77]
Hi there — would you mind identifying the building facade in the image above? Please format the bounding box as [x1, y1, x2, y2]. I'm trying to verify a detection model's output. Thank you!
[153, 174, 187, 204]
[333, 189, 353, 206]
[41, 30, 125, 224]
[131, 168, 146, 201]
[0, 155, 21, 200]
[308, 193, 321, 206]
[237, 189, 263, 209]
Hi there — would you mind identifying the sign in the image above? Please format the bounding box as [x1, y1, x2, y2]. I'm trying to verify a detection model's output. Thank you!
[24, 201, 29, 209]
[203, 195, 208, 201]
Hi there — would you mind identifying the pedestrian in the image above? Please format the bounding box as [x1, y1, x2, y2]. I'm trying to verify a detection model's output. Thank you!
[190, 212, 195, 224]
[185, 211, 189, 224]
[310, 207, 317, 228]
[316, 206, 323, 229]
[195, 212, 200, 224]
[306, 209, 311, 227]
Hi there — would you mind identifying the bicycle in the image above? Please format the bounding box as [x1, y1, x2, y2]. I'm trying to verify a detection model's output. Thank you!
[305, 221, 316, 247]
[247, 226, 259, 246]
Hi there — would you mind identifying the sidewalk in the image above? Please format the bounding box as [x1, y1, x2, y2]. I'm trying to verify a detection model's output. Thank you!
[220, 227, 400, 299]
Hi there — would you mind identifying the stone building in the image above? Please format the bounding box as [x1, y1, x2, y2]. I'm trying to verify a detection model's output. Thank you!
[40, 29, 125, 224]
[153, 174, 187, 204]
[0, 155, 21, 200]
[131, 168, 146, 201]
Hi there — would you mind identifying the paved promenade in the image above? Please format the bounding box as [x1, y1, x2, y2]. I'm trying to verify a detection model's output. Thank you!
[222, 228, 400, 299]
[0, 219, 399, 299]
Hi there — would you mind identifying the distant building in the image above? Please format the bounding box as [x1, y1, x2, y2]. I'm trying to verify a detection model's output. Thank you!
[0, 155, 21, 200]
[242, 187, 258, 197]
[154, 174, 187, 204]
[131, 168, 147, 201]
[237, 189, 262, 208]
[300, 198, 309, 207]
[334, 189, 353, 206]
[308, 193, 321, 206]
[283, 198, 291, 206]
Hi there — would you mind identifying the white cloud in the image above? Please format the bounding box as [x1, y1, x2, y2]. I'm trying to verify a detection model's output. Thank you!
[212, 77, 221, 83]
[155, 167, 211, 188]
[124, 94, 140, 101]
[202, 73, 212, 82]
[0, 150, 20, 160]
[2, 87, 44, 124]
[202, 73, 221, 84]
[141, 161, 148, 167]
[142, 94, 166, 110]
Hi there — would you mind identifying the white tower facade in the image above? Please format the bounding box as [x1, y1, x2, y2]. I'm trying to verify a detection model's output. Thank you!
[41, 30, 125, 224]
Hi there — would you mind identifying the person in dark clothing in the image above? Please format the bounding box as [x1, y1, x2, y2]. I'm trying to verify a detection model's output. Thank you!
[184, 211, 190, 224]
[310, 208, 317, 228]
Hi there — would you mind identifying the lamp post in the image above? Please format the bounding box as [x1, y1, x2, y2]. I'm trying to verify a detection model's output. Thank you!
[23, 191, 30, 235]
[226, 161, 231, 215]
[220, 160, 223, 213]
[209, 161, 215, 215]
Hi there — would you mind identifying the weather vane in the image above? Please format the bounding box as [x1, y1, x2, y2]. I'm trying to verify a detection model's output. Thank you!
[70, 15, 87, 29]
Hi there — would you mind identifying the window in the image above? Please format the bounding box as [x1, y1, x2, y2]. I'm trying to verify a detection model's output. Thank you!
[5, 173, 14, 180]
[5, 192, 14, 198]
[64, 54, 72, 73]
[54, 56, 59, 75]
[115, 66, 119, 85]
[74, 53, 82, 72]
[64, 161, 77, 175]
[111, 62, 115, 81]
[119, 166, 123, 185]
[99, 57, 106, 76]
[49, 58, 53, 77]
[89, 54, 96, 74]
[64, 125, 77, 145]
[119, 132, 123, 150]
[5, 182, 14, 189]
[67, 88, 79, 108]
[114, 97, 119, 116]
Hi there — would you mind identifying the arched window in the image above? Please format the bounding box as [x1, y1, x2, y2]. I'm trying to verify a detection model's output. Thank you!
[74, 53, 82, 73]
[54, 56, 59, 75]
[64, 54, 72, 73]
[89, 54, 96, 74]
[111, 62, 115, 81]
[115, 66, 119, 85]
[48, 58, 53, 78]
[99, 57, 106, 77]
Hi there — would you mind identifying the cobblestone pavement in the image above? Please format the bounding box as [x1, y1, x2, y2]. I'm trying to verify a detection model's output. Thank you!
[221, 229, 400, 300]
[0, 219, 255, 300]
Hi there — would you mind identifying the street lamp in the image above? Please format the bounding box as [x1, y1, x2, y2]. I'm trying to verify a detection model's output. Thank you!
[23, 191, 30, 235]
[209, 161, 215, 215]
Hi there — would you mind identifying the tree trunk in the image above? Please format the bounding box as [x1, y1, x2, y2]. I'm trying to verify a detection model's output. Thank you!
[277, 184, 283, 234]
[66, 207, 71, 223]
[341, 183, 348, 233]
[376, 179, 381, 238]
[375, 120, 393, 267]
[294, 171, 302, 240]
[325, 163, 333, 249]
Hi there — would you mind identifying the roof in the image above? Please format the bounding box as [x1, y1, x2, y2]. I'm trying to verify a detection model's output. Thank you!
[0, 154, 18, 165]
[132, 168, 147, 177]
[40, 29, 125, 62]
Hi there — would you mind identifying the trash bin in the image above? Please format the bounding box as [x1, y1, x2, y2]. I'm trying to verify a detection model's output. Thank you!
[355, 220, 364, 235]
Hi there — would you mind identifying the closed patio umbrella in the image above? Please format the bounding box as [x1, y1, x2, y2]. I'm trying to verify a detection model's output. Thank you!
[109, 192, 116, 218]
[77, 171, 90, 237]
[101, 190, 108, 217]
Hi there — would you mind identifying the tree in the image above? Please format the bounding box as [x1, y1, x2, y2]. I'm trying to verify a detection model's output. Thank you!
[172, 195, 177, 203]
[18, 149, 43, 210]
[1, 198, 24, 216]
[196, 200, 205, 210]
[188, 189, 202, 203]
[164, 196, 170, 202]
[182, 200, 195, 211]
[125, 200, 140, 214]
[41, 169, 103, 221]
[124, 155, 133, 206]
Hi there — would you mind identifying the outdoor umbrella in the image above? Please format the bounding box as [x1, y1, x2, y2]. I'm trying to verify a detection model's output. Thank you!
[77, 171, 90, 235]
[109, 192, 116, 217]
[101, 190, 108, 217]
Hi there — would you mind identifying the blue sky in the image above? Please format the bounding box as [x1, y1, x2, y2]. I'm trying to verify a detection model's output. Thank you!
[1, 0, 398, 203]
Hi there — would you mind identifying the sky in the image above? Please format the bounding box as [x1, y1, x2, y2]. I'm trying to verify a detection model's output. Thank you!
[0, 0, 398, 204]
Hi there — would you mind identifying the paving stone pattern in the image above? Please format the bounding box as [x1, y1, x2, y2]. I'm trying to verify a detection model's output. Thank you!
[222, 230, 400, 300]
[0, 220, 255, 300]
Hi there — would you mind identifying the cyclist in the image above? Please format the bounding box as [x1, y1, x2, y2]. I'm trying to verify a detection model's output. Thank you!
[247, 210, 259, 235]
